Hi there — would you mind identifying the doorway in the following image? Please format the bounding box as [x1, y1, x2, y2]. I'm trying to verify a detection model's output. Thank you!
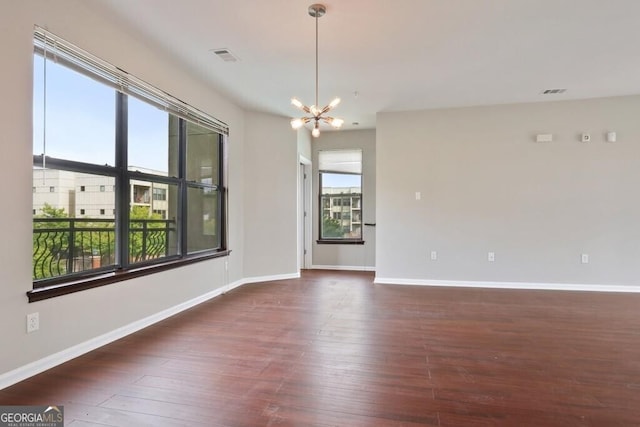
[298, 157, 312, 271]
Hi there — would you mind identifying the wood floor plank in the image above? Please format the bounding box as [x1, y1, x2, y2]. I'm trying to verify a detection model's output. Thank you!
[2, 270, 640, 426]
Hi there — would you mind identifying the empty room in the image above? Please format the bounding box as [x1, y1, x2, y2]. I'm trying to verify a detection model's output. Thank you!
[1, 1, 639, 426]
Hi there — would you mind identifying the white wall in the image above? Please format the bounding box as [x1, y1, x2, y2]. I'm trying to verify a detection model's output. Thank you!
[0, 0, 247, 379]
[312, 129, 376, 270]
[243, 112, 299, 279]
[376, 96, 640, 287]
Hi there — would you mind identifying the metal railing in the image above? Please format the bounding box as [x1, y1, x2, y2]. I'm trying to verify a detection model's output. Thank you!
[33, 218, 176, 280]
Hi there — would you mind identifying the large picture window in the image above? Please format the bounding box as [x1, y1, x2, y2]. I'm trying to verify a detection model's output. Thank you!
[31, 27, 228, 300]
[318, 149, 363, 242]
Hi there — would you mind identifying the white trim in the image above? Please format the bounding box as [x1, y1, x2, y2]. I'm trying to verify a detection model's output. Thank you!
[0, 280, 245, 391]
[241, 272, 301, 286]
[373, 277, 640, 293]
[312, 264, 375, 272]
[299, 154, 311, 165]
[297, 160, 312, 271]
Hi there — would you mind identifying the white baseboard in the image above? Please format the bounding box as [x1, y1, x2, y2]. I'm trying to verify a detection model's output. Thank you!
[0, 279, 246, 391]
[240, 272, 300, 286]
[311, 265, 375, 272]
[373, 277, 640, 293]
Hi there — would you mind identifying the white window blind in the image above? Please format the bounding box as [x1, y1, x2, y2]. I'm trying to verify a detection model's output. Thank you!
[318, 149, 362, 174]
[34, 26, 229, 136]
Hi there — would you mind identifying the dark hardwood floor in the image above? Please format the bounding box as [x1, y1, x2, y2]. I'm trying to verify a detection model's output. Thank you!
[2, 270, 640, 426]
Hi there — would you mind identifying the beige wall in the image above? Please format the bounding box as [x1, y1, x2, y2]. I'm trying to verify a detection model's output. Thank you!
[243, 112, 299, 278]
[376, 96, 640, 287]
[312, 129, 376, 270]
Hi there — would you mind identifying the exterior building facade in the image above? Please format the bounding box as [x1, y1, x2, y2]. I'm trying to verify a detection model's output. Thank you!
[321, 187, 362, 238]
[33, 167, 169, 219]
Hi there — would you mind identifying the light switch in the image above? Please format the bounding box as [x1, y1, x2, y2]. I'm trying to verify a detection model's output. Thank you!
[415, 192, 421, 200]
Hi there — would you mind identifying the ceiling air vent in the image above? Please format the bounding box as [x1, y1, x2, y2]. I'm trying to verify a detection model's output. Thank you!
[541, 88, 567, 94]
[211, 48, 239, 62]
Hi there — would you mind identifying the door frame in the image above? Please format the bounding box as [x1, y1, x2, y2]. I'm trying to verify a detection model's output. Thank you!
[298, 155, 312, 271]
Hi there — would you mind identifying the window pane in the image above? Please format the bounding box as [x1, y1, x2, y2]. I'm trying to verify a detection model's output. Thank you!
[33, 169, 116, 280]
[186, 186, 220, 253]
[186, 122, 220, 185]
[128, 96, 177, 175]
[129, 181, 178, 264]
[33, 55, 115, 165]
[321, 172, 362, 239]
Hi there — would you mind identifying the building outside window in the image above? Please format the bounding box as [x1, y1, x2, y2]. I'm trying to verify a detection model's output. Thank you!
[318, 149, 362, 241]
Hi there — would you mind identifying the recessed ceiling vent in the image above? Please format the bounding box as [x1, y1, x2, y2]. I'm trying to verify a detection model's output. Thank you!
[542, 88, 567, 94]
[211, 48, 239, 62]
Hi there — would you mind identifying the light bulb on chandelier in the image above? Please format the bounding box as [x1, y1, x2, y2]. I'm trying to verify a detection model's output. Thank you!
[290, 4, 343, 138]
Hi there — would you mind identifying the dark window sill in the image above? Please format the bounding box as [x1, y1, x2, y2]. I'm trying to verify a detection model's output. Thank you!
[27, 250, 231, 303]
[316, 240, 365, 245]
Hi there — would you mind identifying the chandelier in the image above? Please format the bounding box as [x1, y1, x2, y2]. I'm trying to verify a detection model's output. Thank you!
[290, 3, 344, 138]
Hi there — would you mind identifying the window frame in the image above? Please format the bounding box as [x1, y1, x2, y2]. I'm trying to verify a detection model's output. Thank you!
[317, 169, 364, 245]
[29, 29, 229, 302]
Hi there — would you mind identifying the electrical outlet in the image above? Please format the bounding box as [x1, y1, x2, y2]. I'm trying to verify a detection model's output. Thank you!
[27, 312, 39, 333]
[430, 251, 437, 261]
[488, 252, 495, 262]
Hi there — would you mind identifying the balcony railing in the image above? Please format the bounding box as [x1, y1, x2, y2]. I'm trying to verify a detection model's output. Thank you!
[33, 217, 176, 281]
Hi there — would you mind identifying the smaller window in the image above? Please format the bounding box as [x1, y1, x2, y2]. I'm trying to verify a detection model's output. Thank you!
[100, 209, 105, 215]
[49, 186, 55, 192]
[32, 187, 36, 193]
[133, 185, 150, 204]
[80, 186, 85, 192]
[32, 209, 36, 215]
[100, 185, 105, 192]
[152, 188, 167, 201]
[80, 209, 85, 215]
[319, 149, 363, 242]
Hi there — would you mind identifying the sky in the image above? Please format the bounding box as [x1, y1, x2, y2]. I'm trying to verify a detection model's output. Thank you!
[322, 173, 361, 189]
[33, 54, 169, 173]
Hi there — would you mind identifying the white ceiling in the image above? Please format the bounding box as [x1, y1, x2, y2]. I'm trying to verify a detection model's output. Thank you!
[92, 0, 640, 130]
